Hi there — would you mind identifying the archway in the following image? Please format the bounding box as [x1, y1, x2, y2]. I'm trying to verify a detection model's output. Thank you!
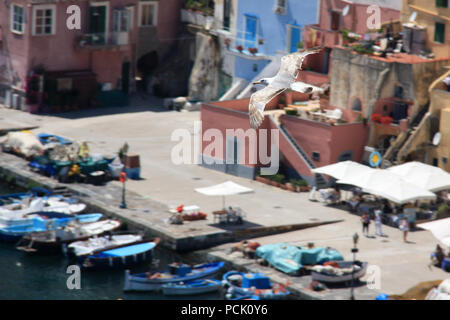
[351, 97, 362, 112]
[136, 51, 159, 93]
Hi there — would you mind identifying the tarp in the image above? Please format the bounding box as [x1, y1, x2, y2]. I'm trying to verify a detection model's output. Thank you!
[1, 131, 43, 158]
[311, 161, 374, 181]
[194, 181, 253, 196]
[255, 243, 343, 275]
[337, 169, 436, 204]
[418, 218, 450, 247]
[387, 161, 450, 192]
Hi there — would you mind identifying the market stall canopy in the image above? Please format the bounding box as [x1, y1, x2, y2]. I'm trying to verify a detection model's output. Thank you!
[387, 161, 450, 192]
[418, 218, 450, 247]
[311, 161, 374, 180]
[195, 181, 254, 196]
[337, 169, 436, 204]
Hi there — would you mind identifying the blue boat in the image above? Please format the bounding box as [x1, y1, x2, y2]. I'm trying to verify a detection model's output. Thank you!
[223, 271, 291, 300]
[162, 279, 223, 296]
[79, 238, 160, 270]
[0, 187, 52, 205]
[0, 213, 103, 241]
[124, 262, 225, 292]
[37, 133, 72, 145]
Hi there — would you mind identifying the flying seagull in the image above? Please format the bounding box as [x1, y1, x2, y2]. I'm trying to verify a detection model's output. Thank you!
[248, 46, 324, 129]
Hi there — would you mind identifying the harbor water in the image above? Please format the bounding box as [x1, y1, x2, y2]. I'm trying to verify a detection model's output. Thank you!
[0, 184, 223, 300]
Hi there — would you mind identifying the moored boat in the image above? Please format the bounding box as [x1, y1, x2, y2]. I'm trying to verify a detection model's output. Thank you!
[16, 219, 120, 254]
[310, 261, 368, 284]
[78, 238, 160, 270]
[161, 279, 223, 296]
[68, 233, 144, 257]
[223, 271, 290, 300]
[123, 261, 225, 292]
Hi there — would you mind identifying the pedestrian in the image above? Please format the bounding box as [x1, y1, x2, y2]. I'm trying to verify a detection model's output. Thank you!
[374, 210, 384, 236]
[400, 218, 409, 242]
[361, 212, 370, 236]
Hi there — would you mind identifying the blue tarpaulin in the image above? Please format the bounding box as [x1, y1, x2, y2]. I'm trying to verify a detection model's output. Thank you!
[255, 243, 344, 275]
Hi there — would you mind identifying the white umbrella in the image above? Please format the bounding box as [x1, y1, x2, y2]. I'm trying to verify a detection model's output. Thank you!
[311, 161, 374, 180]
[387, 161, 450, 192]
[337, 169, 436, 204]
[418, 218, 450, 247]
[195, 181, 254, 209]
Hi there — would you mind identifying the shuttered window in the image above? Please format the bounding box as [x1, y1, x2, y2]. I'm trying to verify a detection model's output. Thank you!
[435, 22, 445, 43]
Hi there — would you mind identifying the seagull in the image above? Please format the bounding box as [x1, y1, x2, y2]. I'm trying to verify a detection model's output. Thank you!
[248, 46, 324, 129]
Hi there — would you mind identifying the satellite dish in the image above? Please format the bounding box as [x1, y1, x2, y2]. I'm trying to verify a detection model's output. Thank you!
[342, 5, 350, 16]
[409, 11, 417, 23]
[433, 132, 441, 146]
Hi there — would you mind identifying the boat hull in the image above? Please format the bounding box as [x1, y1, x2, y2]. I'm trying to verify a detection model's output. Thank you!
[311, 261, 368, 283]
[162, 280, 223, 296]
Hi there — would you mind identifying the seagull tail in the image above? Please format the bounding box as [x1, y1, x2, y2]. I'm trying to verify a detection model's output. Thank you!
[249, 104, 264, 129]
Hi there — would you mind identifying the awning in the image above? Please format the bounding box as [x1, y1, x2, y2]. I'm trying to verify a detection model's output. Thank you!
[337, 169, 436, 204]
[195, 181, 253, 196]
[418, 218, 450, 247]
[387, 161, 450, 192]
[312, 161, 374, 181]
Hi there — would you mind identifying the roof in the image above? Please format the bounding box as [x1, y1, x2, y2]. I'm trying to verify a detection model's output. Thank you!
[344, 0, 402, 11]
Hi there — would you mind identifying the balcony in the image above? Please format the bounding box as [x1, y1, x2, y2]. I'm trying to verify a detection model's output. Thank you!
[75, 32, 130, 50]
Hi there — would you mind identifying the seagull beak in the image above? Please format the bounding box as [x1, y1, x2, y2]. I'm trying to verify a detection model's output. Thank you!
[253, 81, 261, 85]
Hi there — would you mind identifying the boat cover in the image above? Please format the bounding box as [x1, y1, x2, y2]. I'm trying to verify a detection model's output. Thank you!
[256, 243, 343, 274]
[98, 242, 156, 257]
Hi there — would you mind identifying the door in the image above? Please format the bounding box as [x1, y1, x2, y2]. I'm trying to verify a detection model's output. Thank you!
[289, 25, 302, 53]
[121, 61, 130, 93]
[244, 15, 257, 49]
[226, 135, 239, 176]
[89, 5, 107, 44]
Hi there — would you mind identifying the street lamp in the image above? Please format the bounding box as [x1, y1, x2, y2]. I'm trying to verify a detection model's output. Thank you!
[350, 232, 359, 300]
[119, 172, 127, 209]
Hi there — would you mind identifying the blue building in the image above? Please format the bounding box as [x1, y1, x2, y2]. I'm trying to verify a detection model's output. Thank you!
[219, 0, 320, 93]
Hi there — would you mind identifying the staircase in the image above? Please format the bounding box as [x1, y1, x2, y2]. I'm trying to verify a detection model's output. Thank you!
[270, 116, 328, 188]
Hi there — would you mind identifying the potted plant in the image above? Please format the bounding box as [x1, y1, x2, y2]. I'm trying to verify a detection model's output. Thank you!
[248, 47, 258, 55]
[285, 108, 298, 116]
[371, 113, 382, 123]
[236, 45, 244, 52]
[380, 116, 393, 125]
[297, 41, 304, 50]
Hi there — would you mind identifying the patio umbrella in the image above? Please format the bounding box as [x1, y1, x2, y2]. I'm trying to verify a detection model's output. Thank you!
[195, 181, 254, 209]
[311, 160, 374, 180]
[387, 161, 450, 192]
[417, 218, 450, 247]
[337, 169, 436, 204]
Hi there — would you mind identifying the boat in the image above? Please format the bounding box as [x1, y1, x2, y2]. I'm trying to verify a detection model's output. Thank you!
[37, 133, 73, 145]
[222, 271, 290, 300]
[123, 261, 225, 292]
[310, 261, 368, 284]
[79, 238, 160, 270]
[161, 279, 223, 296]
[16, 219, 121, 254]
[68, 233, 144, 257]
[0, 187, 51, 205]
[0, 213, 103, 242]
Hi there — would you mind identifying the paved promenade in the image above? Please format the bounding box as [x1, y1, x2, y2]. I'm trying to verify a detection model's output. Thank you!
[0, 103, 448, 296]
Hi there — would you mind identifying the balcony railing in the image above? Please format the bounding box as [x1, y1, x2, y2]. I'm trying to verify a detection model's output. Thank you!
[75, 32, 129, 49]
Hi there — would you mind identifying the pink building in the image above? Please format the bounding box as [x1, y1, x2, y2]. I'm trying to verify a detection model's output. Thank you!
[303, 0, 401, 74]
[0, 0, 181, 111]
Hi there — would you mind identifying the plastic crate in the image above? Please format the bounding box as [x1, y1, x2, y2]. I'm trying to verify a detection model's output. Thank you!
[241, 273, 271, 289]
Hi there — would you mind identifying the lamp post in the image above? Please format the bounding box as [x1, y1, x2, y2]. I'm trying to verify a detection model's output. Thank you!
[350, 232, 359, 300]
[119, 172, 127, 209]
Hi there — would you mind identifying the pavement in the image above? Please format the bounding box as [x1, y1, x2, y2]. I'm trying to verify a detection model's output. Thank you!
[0, 99, 449, 296]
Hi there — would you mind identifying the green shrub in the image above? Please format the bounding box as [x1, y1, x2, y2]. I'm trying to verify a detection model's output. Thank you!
[437, 204, 450, 218]
[285, 108, 298, 116]
[268, 174, 285, 184]
[290, 179, 308, 187]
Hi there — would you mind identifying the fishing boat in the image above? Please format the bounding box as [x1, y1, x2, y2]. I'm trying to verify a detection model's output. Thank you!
[310, 261, 368, 284]
[0, 187, 51, 205]
[68, 233, 144, 257]
[16, 219, 120, 254]
[123, 261, 225, 292]
[79, 238, 160, 270]
[37, 133, 73, 146]
[0, 213, 103, 241]
[223, 271, 291, 300]
[161, 279, 223, 296]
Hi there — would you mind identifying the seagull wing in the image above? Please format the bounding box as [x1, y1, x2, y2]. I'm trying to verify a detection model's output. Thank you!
[271, 46, 324, 89]
[249, 86, 285, 129]
[290, 81, 325, 94]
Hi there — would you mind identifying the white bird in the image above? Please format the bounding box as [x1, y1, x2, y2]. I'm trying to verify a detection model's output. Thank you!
[248, 46, 324, 129]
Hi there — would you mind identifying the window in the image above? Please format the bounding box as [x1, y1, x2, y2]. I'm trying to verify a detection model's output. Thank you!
[11, 4, 25, 34]
[436, 0, 448, 8]
[288, 25, 302, 53]
[351, 98, 362, 112]
[113, 9, 131, 32]
[435, 22, 445, 43]
[33, 5, 56, 35]
[223, 0, 231, 30]
[274, 0, 286, 14]
[330, 11, 341, 31]
[312, 152, 320, 161]
[139, 1, 158, 27]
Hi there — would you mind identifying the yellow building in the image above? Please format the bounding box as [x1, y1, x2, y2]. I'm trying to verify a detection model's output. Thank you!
[401, 0, 450, 59]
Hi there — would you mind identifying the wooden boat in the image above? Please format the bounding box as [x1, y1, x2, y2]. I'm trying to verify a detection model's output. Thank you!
[161, 279, 223, 296]
[79, 238, 160, 270]
[123, 262, 225, 292]
[0, 213, 103, 242]
[310, 261, 368, 284]
[16, 219, 121, 254]
[223, 271, 290, 300]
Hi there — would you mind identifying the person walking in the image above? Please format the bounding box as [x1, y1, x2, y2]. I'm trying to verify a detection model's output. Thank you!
[400, 218, 409, 242]
[374, 210, 384, 236]
[361, 212, 371, 236]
